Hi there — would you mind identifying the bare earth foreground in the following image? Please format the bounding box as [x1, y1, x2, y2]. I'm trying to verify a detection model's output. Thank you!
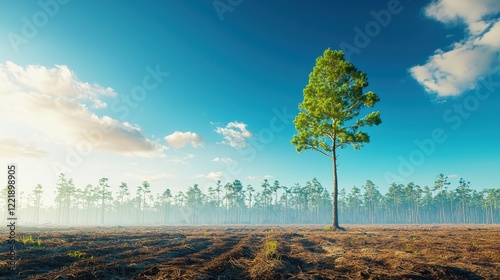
[1, 225, 499, 279]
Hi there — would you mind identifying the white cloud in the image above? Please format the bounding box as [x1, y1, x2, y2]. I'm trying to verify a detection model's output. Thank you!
[169, 158, 189, 165]
[247, 175, 273, 180]
[410, 42, 495, 96]
[164, 131, 203, 148]
[424, 0, 500, 34]
[0, 61, 165, 158]
[215, 121, 252, 148]
[0, 61, 116, 108]
[212, 157, 233, 163]
[475, 20, 500, 48]
[196, 171, 224, 181]
[410, 0, 500, 96]
[125, 172, 171, 182]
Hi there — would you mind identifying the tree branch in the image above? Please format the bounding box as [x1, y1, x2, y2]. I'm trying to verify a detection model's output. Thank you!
[308, 144, 333, 159]
[346, 99, 362, 112]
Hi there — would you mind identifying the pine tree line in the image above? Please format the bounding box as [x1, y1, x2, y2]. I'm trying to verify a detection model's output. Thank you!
[2, 173, 499, 225]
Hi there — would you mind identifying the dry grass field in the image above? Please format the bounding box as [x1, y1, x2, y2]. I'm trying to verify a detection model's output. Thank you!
[1, 225, 499, 279]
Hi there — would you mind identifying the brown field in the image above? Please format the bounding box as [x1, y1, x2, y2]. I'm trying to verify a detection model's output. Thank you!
[1, 225, 499, 279]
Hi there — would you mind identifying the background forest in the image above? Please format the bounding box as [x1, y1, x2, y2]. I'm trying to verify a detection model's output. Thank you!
[4, 174, 499, 226]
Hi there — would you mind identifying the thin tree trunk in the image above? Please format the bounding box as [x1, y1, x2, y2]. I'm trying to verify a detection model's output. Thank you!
[120, 197, 124, 224]
[462, 198, 466, 223]
[450, 198, 454, 223]
[491, 205, 494, 224]
[331, 147, 343, 230]
[101, 190, 105, 224]
[216, 193, 219, 224]
[441, 196, 445, 223]
[249, 197, 252, 224]
[167, 203, 168, 225]
[142, 194, 146, 224]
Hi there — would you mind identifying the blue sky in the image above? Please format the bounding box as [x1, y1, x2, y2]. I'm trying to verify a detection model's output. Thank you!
[1, 0, 499, 205]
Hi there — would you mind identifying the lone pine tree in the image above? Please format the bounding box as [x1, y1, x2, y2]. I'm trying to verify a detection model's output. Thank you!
[291, 49, 382, 230]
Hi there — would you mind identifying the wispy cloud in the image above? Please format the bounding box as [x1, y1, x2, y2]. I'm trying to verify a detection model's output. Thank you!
[169, 158, 189, 165]
[212, 157, 233, 163]
[164, 131, 203, 148]
[410, 0, 500, 96]
[215, 121, 252, 148]
[168, 153, 195, 165]
[196, 171, 224, 181]
[0, 61, 165, 158]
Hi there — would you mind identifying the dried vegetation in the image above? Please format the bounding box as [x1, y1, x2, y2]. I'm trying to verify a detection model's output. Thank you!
[0, 225, 498, 279]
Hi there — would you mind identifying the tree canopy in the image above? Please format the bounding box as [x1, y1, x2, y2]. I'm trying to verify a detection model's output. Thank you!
[292, 49, 381, 155]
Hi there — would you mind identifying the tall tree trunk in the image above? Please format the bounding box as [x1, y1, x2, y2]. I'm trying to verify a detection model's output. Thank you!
[491, 205, 494, 224]
[66, 198, 70, 225]
[331, 147, 343, 230]
[120, 197, 124, 224]
[462, 197, 466, 223]
[450, 198, 454, 223]
[167, 202, 168, 225]
[249, 198, 252, 224]
[142, 195, 146, 224]
[416, 202, 420, 224]
[440, 196, 444, 223]
[216, 194, 219, 224]
[285, 196, 288, 224]
[101, 191, 105, 224]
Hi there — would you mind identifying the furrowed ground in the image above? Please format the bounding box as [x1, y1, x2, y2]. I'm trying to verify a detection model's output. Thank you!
[0, 225, 499, 279]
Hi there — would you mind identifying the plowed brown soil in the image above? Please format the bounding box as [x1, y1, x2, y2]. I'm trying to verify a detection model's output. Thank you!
[1, 225, 499, 279]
